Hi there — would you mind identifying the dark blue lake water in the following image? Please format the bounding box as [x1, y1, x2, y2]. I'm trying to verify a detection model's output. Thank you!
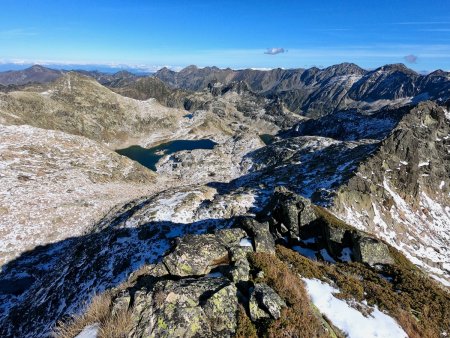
[259, 134, 275, 145]
[116, 139, 217, 171]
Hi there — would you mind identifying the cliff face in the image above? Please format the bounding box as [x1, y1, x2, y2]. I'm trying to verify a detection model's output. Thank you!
[332, 102, 450, 284]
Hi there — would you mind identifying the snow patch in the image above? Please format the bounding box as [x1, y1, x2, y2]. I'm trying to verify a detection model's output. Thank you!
[74, 323, 99, 338]
[444, 108, 450, 120]
[303, 278, 407, 338]
[239, 238, 253, 247]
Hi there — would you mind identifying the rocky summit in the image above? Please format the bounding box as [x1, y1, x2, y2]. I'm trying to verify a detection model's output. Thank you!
[0, 63, 449, 338]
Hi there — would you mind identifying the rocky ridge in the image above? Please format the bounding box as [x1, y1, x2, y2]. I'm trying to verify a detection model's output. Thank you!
[46, 188, 448, 338]
[1, 160, 448, 337]
[155, 63, 450, 117]
[332, 101, 450, 284]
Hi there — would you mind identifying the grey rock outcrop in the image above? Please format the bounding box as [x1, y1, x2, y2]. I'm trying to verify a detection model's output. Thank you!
[238, 218, 275, 253]
[215, 228, 247, 247]
[332, 101, 450, 281]
[352, 234, 394, 266]
[129, 277, 239, 338]
[162, 234, 229, 277]
[228, 258, 251, 283]
[249, 283, 286, 320]
[265, 186, 318, 239]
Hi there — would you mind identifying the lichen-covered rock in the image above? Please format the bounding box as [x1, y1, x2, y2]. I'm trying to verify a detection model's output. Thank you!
[238, 218, 275, 254]
[352, 233, 394, 266]
[130, 277, 238, 338]
[162, 234, 229, 277]
[215, 228, 247, 247]
[128, 263, 169, 284]
[111, 289, 131, 316]
[229, 246, 253, 262]
[266, 186, 318, 239]
[322, 222, 352, 257]
[249, 283, 286, 320]
[228, 258, 251, 283]
[202, 281, 240, 333]
[325, 224, 348, 244]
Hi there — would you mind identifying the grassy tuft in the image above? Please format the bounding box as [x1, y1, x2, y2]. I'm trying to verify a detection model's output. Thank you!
[248, 252, 329, 337]
[53, 291, 132, 338]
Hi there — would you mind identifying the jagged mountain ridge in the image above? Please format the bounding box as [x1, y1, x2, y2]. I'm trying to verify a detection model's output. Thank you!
[155, 63, 450, 117]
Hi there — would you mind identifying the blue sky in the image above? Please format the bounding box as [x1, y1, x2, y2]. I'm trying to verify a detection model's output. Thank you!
[0, 0, 449, 72]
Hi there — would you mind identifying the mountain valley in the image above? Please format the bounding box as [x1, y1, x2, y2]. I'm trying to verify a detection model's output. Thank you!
[0, 64, 449, 337]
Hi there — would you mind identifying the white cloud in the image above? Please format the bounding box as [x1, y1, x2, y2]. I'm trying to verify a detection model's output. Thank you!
[264, 48, 286, 55]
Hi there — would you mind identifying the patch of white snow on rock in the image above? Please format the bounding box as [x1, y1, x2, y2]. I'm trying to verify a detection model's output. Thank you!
[74, 323, 99, 338]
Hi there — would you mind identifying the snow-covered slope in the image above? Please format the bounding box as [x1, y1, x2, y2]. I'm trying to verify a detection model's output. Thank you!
[332, 102, 450, 285]
[0, 124, 156, 266]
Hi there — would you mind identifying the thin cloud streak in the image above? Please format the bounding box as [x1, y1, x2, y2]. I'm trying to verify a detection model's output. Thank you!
[0, 28, 37, 38]
[393, 21, 450, 25]
[419, 28, 450, 32]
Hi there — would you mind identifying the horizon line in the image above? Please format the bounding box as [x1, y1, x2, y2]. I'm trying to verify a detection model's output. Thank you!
[0, 60, 445, 75]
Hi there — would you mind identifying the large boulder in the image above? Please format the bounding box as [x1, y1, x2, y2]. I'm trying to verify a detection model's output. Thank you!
[319, 212, 354, 257]
[129, 277, 239, 337]
[162, 234, 229, 277]
[249, 283, 286, 320]
[215, 228, 247, 247]
[238, 218, 275, 254]
[265, 187, 318, 239]
[352, 233, 394, 266]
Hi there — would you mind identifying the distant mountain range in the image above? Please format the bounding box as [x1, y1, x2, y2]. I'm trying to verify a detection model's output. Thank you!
[1, 63, 448, 118]
[154, 63, 450, 117]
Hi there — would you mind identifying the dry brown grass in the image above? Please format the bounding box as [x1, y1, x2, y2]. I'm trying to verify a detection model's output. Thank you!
[248, 252, 328, 337]
[276, 244, 450, 338]
[235, 305, 258, 338]
[53, 291, 133, 338]
[99, 309, 133, 338]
